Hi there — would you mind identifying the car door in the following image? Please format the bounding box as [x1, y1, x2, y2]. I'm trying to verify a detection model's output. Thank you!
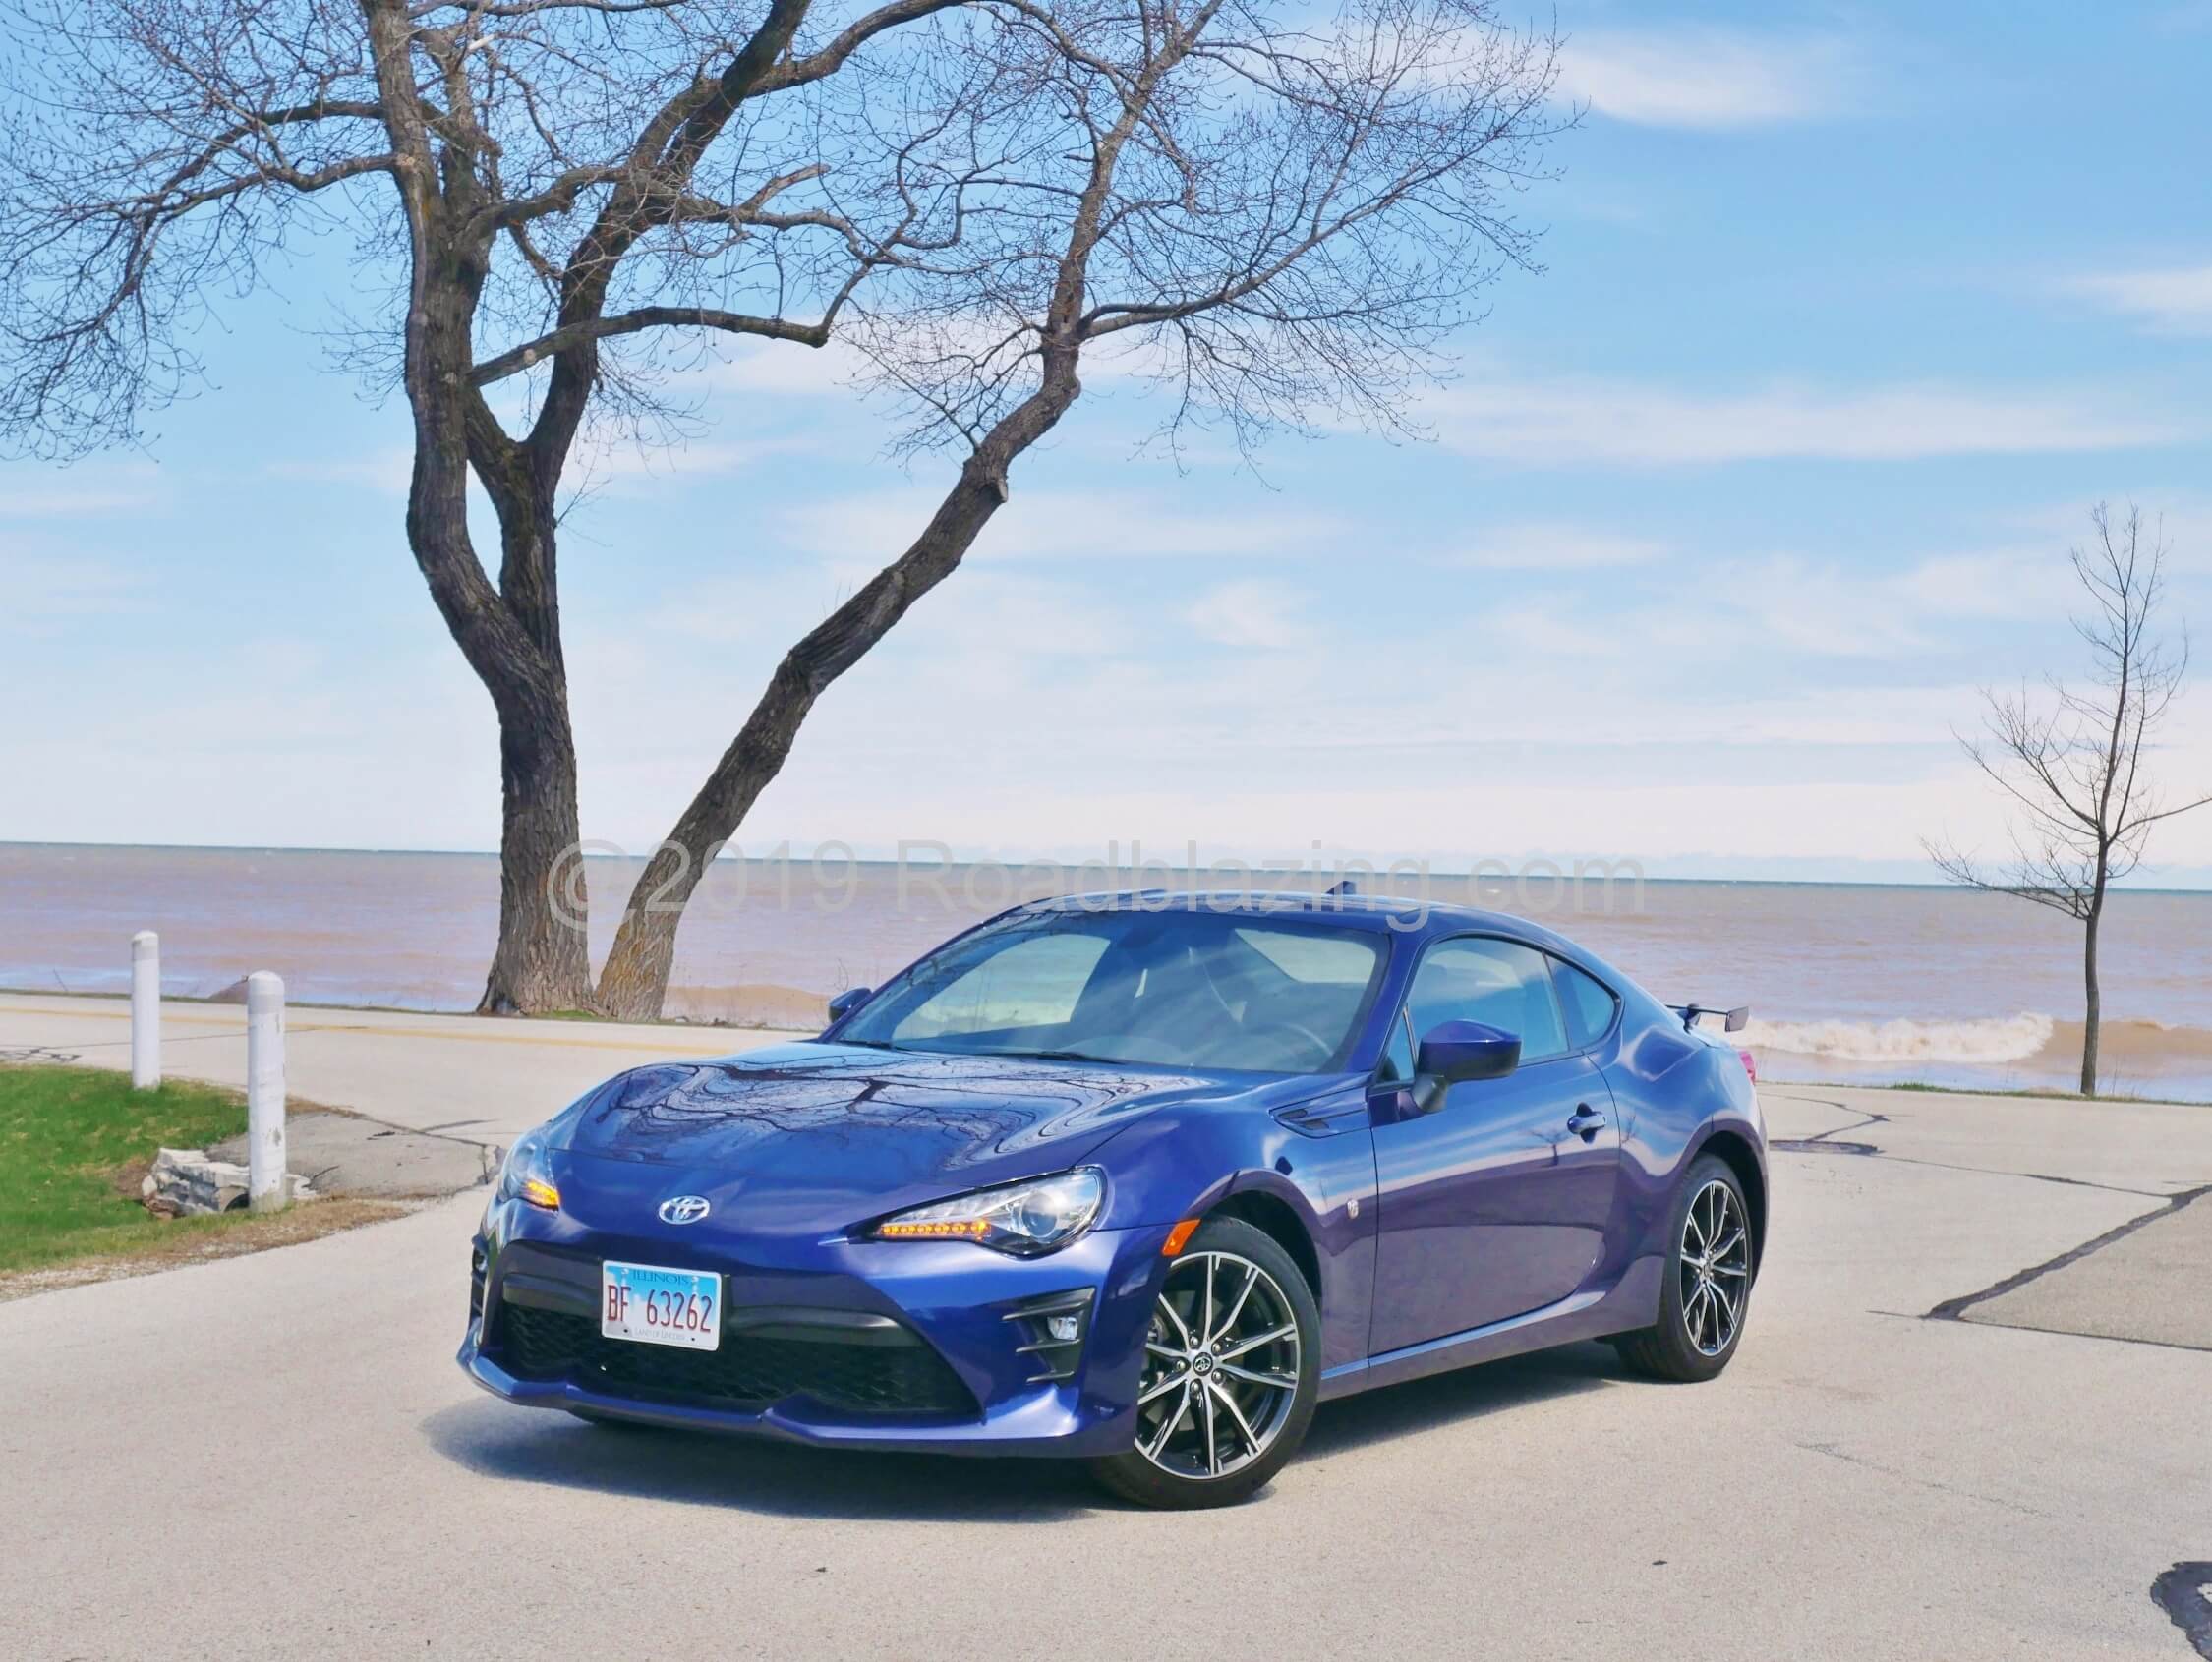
[1367, 935, 1622, 1354]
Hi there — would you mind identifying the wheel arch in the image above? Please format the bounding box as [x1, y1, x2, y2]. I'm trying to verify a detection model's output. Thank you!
[1208, 1188, 1323, 1308]
[1694, 1126, 1767, 1274]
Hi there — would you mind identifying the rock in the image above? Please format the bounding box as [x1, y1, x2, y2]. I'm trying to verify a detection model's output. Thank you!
[141, 1147, 320, 1217]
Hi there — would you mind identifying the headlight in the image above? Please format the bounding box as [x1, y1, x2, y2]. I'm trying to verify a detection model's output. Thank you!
[496, 1128, 560, 1211]
[869, 1168, 1105, 1256]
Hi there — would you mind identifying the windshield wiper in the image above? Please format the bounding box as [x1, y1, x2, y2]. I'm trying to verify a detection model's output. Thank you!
[995, 1047, 1117, 1064]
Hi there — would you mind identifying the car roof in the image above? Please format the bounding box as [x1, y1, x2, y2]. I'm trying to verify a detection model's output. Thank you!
[1013, 888, 1582, 951]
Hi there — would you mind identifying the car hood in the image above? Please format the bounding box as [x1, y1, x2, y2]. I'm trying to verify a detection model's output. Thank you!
[548, 1041, 1311, 1235]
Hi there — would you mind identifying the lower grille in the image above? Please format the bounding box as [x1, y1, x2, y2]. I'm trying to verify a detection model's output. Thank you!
[495, 1304, 977, 1418]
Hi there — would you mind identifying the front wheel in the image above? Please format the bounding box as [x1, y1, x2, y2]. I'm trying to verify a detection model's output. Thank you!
[1088, 1218, 1319, 1510]
[1614, 1155, 1756, 1382]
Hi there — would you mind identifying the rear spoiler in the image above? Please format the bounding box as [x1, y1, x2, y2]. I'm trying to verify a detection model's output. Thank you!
[1668, 1003, 1750, 1034]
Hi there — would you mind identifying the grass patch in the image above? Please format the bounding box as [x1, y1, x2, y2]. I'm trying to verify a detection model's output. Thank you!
[0, 1063, 402, 1281]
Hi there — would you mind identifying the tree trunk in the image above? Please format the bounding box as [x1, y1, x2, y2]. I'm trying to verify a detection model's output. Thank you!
[471, 446, 595, 1014]
[480, 711, 595, 1012]
[2079, 889, 2104, 1098]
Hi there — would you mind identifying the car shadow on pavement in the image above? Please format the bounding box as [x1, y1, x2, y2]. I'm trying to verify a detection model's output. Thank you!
[1302, 1341, 1623, 1458]
[420, 1399, 1102, 1522]
[420, 1344, 1623, 1520]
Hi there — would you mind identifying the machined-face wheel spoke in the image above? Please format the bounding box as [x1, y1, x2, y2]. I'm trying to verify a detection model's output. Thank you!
[1138, 1368, 1188, 1405]
[1132, 1250, 1303, 1483]
[1142, 1382, 1193, 1459]
[1214, 1322, 1295, 1363]
[1200, 1376, 1220, 1475]
[1710, 1279, 1739, 1332]
[1210, 1262, 1258, 1347]
[1158, 1298, 1196, 1352]
[1218, 1361, 1295, 1389]
[1207, 1379, 1260, 1453]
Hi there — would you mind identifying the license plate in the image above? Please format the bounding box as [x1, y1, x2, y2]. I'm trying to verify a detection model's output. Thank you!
[601, 1260, 721, 1350]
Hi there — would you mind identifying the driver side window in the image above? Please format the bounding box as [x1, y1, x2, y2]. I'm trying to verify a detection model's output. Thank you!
[1403, 938, 1569, 1065]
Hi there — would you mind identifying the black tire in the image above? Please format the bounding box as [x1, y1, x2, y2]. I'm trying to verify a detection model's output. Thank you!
[1614, 1155, 1756, 1383]
[1088, 1217, 1320, 1510]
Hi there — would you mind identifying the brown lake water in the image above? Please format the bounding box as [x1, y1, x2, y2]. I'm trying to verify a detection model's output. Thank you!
[5, 842, 2208, 1101]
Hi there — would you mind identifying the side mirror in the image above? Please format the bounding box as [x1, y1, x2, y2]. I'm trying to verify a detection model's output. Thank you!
[826, 986, 874, 1023]
[1411, 1020, 1520, 1113]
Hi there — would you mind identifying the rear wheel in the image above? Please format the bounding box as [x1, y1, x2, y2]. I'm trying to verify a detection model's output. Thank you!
[1614, 1155, 1755, 1382]
[1088, 1218, 1318, 1510]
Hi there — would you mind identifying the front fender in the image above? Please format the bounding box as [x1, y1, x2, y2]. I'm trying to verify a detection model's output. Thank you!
[1090, 1091, 1378, 1374]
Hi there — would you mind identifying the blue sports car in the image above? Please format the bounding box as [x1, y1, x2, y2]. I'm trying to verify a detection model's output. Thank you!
[460, 891, 1766, 1508]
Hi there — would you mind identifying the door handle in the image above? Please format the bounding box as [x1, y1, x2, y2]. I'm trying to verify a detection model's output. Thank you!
[1566, 1104, 1607, 1139]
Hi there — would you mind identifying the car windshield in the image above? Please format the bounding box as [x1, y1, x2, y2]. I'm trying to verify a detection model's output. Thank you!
[836, 908, 1387, 1073]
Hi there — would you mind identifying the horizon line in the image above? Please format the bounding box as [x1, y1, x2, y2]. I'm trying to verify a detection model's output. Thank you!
[6, 838, 2211, 895]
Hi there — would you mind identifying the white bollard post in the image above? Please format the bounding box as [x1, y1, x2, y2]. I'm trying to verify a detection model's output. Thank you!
[246, 971, 287, 1213]
[131, 932, 161, 1090]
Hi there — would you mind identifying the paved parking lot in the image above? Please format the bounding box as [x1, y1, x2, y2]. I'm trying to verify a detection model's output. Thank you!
[2, 995, 2207, 1659]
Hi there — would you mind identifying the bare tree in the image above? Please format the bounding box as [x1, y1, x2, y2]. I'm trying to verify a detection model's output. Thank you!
[0, 0, 989, 1012]
[1925, 503, 2210, 1096]
[1, 0, 1567, 1021]
[590, 0, 1571, 1016]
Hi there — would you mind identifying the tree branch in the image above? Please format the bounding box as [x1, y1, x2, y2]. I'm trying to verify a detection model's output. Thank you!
[472, 305, 831, 383]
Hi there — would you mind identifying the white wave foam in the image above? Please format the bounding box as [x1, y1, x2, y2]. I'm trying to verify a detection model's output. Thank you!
[1739, 1011, 2057, 1064]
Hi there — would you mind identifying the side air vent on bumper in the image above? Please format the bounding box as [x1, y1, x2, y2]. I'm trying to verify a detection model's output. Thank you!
[1001, 1289, 1095, 1384]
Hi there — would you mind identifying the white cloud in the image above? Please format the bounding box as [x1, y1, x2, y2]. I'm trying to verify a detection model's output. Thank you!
[700, 337, 874, 396]
[783, 487, 1351, 573]
[1182, 581, 1315, 651]
[2062, 263, 2212, 336]
[267, 451, 413, 494]
[0, 461, 166, 517]
[1430, 378, 2189, 466]
[1990, 492, 2212, 578]
[0, 548, 132, 631]
[570, 434, 807, 493]
[266, 432, 795, 501]
[1450, 522, 1665, 571]
[1555, 28, 1860, 130]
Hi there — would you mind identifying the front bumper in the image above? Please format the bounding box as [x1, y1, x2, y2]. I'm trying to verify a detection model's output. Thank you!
[458, 1205, 1175, 1458]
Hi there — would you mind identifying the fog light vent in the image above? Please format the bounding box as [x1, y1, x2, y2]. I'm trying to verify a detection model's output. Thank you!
[1002, 1289, 1095, 1384]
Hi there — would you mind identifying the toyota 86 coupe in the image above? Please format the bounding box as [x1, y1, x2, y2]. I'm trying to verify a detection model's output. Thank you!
[460, 891, 1767, 1508]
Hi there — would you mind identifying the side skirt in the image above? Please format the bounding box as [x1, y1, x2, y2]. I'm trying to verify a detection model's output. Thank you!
[1317, 1256, 1663, 1403]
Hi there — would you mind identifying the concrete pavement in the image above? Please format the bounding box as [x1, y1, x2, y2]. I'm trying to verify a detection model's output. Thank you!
[0, 991, 807, 1140]
[1, 995, 2208, 1659]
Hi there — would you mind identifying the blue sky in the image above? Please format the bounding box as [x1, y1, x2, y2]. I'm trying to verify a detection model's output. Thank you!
[4, 0, 2210, 883]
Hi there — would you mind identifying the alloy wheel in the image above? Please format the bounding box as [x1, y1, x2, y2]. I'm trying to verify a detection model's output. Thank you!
[1678, 1178, 1752, 1356]
[1134, 1250, 1302, 1480]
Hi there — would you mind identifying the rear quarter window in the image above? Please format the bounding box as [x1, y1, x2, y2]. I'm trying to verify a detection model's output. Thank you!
[1554, 960, 1621, 1050]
